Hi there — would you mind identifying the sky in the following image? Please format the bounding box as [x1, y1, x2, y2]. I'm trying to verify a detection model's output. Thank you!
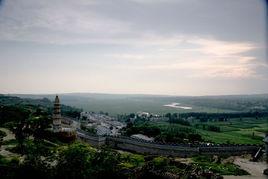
[0, 0, 267, 96]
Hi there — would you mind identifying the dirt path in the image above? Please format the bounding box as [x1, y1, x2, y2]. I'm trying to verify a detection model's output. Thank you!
[0, 127, 15, 141]
[0, 127, 18, 158]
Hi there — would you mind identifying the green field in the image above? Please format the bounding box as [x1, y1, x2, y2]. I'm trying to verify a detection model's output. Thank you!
[196, 118, 268, 144]
[148, 117, 267, 144]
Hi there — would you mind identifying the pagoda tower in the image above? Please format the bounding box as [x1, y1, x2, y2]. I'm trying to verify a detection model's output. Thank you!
[52, 95, 62, 132]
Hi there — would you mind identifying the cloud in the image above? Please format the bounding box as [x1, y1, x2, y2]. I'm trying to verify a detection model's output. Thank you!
[0, 0, 266, 81]
[110, 36, 264, 79]
[0, 0, 132, 44]
[189, 38, 257, 56]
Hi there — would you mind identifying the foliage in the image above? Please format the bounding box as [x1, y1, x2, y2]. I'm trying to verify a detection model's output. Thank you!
[0, 130, 6, 146]
[14, 140, 55, 179]
[166, 113, 191, 126]
[152, 156, 169, 169]
[119, 153, 145, 168]
[55, 143, 94, 178]
[60, 105, 82, 118]
[90, 147, 121, 178]
[80, 124, 97, 135]
[0, 106, 29, 126]
[122, 121, 202, 143]
[192, 155, 249, 176]
[125, 123, 161, 137]
[55, 144, 127, 178]
[0, 95, 82, 119]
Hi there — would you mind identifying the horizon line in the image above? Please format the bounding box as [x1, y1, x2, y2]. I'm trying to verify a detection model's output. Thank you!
[2, 92, 268, 98]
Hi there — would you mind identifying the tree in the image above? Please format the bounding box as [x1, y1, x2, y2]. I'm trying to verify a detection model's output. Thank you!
[10, 107, 31, 154]
[15, 140, 54, 179]
[55, 143, 94, 178]
[188, 133, 202, 142]
[5, 107, 51, 154]
[0, 130, 6, 147]
[90, 148, 120, 178]
[27, 109, 51, 141]
[129, 113, 136, 118]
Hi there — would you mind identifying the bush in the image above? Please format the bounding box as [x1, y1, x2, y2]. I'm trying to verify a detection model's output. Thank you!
[152, 156, 169, 169]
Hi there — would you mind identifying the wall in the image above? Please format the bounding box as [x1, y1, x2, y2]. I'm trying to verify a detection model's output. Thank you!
[77, 131, 260, 157]
[77, 130, 106, 147]
[107, 136, 199, 157]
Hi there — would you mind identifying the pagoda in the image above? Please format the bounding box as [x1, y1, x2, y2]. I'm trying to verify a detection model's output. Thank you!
[52, 95, 62, 132]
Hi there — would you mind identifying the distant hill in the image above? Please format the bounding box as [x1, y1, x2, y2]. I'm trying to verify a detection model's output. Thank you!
[3, 93, 268, 116]
[0, 95, 52, 107]
[0, 95, 82, 118]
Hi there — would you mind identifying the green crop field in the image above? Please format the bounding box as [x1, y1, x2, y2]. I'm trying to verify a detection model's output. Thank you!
[192, 117, 267, 144]
[147, 117, 267, 144]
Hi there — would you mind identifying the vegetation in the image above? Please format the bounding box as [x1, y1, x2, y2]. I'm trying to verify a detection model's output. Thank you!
[0, 94, 262, 178]
[0, 129, 6, 147]
[80, 124, 97, 135]
[193, 117, 267, 144]
[0, 95, 82, 119]
[122, 121, 202, 143]
[166, 113, 191, 126]
[2, 140, 248, 178]
[121, 113, 267, 144]
[192, 155, 249, 175]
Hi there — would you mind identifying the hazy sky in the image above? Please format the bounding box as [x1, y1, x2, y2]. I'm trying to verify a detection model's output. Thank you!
[0, 0, 267, 95]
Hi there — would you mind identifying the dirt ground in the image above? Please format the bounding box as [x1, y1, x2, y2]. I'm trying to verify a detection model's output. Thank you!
[224, 156, 267, 179]
[234, 157, 267, 176]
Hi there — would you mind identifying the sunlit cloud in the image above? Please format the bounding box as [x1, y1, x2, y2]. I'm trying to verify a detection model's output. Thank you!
[189, 38, 257, 56]
[110, 36, 262, 79]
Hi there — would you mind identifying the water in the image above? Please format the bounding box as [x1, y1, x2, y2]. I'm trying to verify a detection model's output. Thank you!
[163, 102, 192, 110]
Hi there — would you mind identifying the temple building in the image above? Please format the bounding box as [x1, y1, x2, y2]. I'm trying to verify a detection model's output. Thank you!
[52, 95, 62, 132]
[52, 95, 77, 141]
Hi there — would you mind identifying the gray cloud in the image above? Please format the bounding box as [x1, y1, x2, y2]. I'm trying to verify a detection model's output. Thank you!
[87, 0, 266, 42]
[0, 0, 266, 45]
